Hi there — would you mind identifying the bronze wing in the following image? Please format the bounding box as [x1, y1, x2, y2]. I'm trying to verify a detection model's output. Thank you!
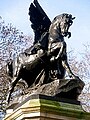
[29, 0, 51, 45]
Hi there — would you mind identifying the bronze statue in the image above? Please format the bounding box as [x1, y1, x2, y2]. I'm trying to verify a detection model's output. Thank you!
[6, 0, 84, 103]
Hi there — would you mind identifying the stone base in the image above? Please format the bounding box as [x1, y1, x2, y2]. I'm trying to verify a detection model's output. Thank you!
[4, 94, 90, 120]
[25, 78, 85, 101]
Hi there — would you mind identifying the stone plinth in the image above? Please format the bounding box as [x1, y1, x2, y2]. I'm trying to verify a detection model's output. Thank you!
[4, 94, 90, 120]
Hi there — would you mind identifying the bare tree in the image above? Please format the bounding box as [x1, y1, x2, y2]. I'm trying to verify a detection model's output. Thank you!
[68, 46, 90, 112]
[0, 16, 33, 119]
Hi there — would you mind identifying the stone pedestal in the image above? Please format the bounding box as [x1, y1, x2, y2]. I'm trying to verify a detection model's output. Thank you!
[4, 94, 90, 120]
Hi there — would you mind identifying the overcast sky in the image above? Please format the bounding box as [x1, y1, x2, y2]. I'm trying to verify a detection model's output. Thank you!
[0, 0, 90, 56]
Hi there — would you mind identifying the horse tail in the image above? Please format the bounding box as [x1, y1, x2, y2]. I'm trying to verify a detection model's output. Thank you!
[6, 59, 13, 78]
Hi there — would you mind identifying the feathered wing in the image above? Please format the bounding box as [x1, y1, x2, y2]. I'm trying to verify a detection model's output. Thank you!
[29, 0, 51, 45]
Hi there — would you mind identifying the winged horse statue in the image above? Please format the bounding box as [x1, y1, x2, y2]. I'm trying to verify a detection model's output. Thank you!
[6, 0, 76, 103]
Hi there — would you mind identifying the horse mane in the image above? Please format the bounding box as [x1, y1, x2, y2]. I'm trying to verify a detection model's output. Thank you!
[52, 13, 72, 24]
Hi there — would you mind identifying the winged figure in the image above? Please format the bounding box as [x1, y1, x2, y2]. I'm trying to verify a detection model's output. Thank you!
[6, 0, 76, 103]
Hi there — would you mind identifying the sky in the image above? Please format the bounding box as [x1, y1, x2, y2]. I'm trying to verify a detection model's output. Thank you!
[0, 0, 90, 57]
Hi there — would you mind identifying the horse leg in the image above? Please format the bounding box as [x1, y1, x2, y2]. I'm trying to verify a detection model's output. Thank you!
[7, 76, 21, 104]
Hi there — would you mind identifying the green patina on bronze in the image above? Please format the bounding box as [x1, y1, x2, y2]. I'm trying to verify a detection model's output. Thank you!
[4, 97, 90, 120]
[39, 99, 90, 120]
[22, 98, 90, 119]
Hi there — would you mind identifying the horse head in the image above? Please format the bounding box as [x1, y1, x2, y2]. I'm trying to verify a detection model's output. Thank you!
[57, 13, 75, 38]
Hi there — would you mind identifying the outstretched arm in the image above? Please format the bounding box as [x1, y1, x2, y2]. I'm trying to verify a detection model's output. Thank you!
[55, 41, 66, 60]
[62, 60, 76, 78]
[55, 41, 76, 78]
[50, 41, 66, 62]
